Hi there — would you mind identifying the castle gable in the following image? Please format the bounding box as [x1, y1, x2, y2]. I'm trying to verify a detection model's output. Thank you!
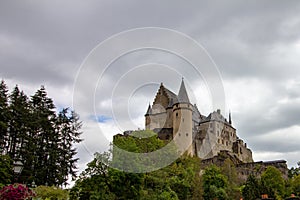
[153, 83, 178, 109]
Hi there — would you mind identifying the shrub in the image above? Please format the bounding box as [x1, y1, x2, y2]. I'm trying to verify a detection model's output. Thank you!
[0, 183, 35, 200]
[34, 185, 69, 200]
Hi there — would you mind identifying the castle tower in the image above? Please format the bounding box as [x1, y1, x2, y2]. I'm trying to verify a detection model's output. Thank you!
[172, 79, 193, 155]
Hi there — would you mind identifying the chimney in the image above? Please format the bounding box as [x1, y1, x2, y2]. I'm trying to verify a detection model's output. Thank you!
[217, 109, 221, 114]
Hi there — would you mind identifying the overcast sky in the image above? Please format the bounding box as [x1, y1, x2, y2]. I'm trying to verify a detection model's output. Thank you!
[1, 0, 300, 175]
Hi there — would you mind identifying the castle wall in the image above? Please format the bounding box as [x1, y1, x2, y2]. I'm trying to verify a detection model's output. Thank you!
[146, 112, 167, 130]
[195, 122, 218, 159]
[173, 103, 193, 155]
[202, 151, 288, 182]
[236, 160, 288, 182]
[233, 139, 253, 163]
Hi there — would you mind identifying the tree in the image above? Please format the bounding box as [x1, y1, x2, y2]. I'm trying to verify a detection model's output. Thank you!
[242, 174, 261, 200]
[261, 166, 285, 199]
[289, 162, 300, 179]
[221, 158, 241, 199]
[70, 151, 143, 200]
[202, 165, 228, 200]
[8, 86, 34, 184]
[7, 86, 31, 162]
[0, 80, 9, 154]
[291, 174, 300, 196]
[0, 155, 12, 187]
[71, 130, 203, 199]
[0, 81, 82, 187]
[30, 86, 57, 186]
[56, 108, 82, 186]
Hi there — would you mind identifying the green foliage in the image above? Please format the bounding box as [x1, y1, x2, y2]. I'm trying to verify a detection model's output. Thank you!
[261, 166, 285, 199]
[71, 130, 203, 199]
[0, 80, 9, 155]
[202, 165, 228, 200]
[112, 131, 178, 173]
[291, 174, 300, 196]
[289, 162, 300, 179]
[221, 158, 241, 199]
[0, 155, 12, 187]
[242, 174, 261, 200]
[34, 185, 69, 200]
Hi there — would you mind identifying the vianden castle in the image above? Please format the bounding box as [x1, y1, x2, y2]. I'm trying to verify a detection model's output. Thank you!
[120, 79, 288, 180]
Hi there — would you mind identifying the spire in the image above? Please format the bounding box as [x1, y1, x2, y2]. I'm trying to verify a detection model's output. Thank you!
[229, 110, 232, 125]
[145, 103, 152, 116]
[177, 78, 190, 103]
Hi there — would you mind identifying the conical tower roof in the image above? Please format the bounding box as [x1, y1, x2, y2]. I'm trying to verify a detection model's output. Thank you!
[177, 78, 190, 103]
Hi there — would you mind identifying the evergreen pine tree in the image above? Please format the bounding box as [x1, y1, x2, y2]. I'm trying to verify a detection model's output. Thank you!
[30, 86, 57, 186]
[56, 108, 82, 187]
[8, 85, 31, 183]
[0, 80, 9, 154]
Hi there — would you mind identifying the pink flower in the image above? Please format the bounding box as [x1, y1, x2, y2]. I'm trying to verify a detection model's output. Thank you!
[0, 183, 36, 200]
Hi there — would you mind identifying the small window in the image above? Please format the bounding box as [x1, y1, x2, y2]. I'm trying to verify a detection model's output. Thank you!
[179, 133, 181, 136]
[182, 118, 184, 122]
[176, 113, 178, 117]
[186, 133, 188, 137]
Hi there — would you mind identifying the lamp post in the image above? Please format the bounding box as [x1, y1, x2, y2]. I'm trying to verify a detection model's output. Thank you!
[13, 160, 23, 183]
[31, 180, 36, 188]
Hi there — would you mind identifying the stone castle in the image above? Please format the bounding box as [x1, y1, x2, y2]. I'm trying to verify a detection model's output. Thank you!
[143, 79, 288, 180]
[145, 79, 253, 163]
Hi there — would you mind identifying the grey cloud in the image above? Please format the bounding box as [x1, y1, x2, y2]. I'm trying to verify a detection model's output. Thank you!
[1, 0, 300, 169]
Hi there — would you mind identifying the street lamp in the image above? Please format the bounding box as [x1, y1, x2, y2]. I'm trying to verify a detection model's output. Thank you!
[31, 180, 36, 188]
[13, 160, 23, 183]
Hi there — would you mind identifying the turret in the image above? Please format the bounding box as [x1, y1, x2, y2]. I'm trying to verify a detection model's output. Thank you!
[173, 79, 193, 155]
[145, 103, 152, 129]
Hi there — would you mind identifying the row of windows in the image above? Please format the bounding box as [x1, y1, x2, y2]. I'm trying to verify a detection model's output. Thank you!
[178, 133, 189, 137]
[217, 139, 231, 146]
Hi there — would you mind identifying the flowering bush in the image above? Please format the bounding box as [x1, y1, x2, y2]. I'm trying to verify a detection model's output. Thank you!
[0, 183, 35, 200]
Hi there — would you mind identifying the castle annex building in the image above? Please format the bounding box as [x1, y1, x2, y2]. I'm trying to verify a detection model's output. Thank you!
[144, 79, 253, 163]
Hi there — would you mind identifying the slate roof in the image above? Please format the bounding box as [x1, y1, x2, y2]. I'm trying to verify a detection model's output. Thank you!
[177, 79, 190, 103]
